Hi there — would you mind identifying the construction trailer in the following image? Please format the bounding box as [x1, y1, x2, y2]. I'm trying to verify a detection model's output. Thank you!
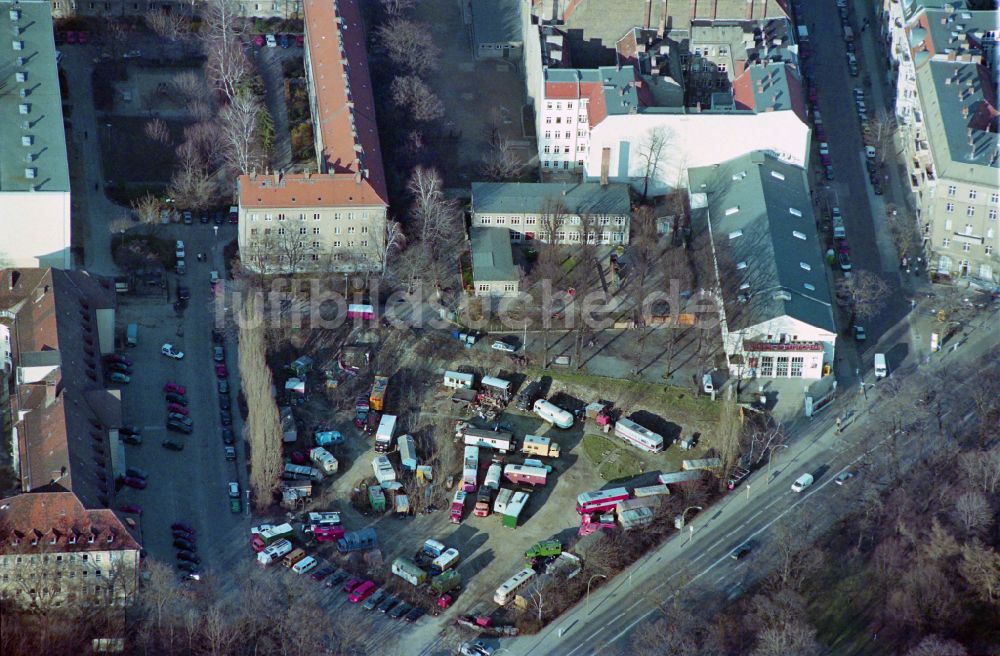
[502, 491, 530, 529]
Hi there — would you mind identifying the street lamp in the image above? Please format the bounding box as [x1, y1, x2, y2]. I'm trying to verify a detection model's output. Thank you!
[767, 444, 790, 484]
[586, 574, 607, 609]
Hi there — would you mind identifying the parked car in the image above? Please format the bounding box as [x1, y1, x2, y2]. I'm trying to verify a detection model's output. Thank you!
[176, 260, 186, 276]
[325, 571, 347, 588]
[218, 379, 229, 394]
[213, 346, 225, 362]
[835, 470, 857, 485]
[165, 392, 187, 405]
[311, 566, 335, 582]
[363, 589, 386, 610]
[215, 364, 228, 378]
[168, 413, 193, 427]
[167, 403, 189, 416]
[125, 467, 148, 480]
[491, 340, 516, 353]
[107, 362, 131, 374]
[221, 427, 235, 445]
[164, 383, 187, 395]
[824, 165, 835, 181]
[460, 640, 495, 656]
[119, 425, 141, 436]
[295, 34, 304, 47]
[162, 439, 184, 451]
[105, 354, 133, 366]
[175, 240, 185, 259]
[212, 329, 224, 344]
[265, 33, 277, 47]
[853, 325, 867, 341]
[177, 550, 200, 564]
[173, 538, 195, 551]
[182, 211, 193, 225]
[173, 530, 195, 541]
[171, 522, 195, 534]
[122, 433, 142, 446]
[219, 396, 231, 410]
[161, 344, 184, 360]
[119, 504, 142, 515]
[177, 561, 200, 574]
[122, 476, 146, 490]
[343, 578, 363, 593]
[278, 33, 290, 48]
[166, 420, 193, 434]
[220, 410, 232, 426]
[730, 542, 754, 560]
[389, 602, 412, 619]
[200, 214, 209, 224]
[109, 372, 131, 384]
[838, 251, 852, 272]
[252, 34, 265, 47]
[228, 482, 240, 498]
[225, 446, 236, 461]
[178, 286, 190, 301]
[818, 142, 830, 165]
[290, 450, 308, 465]
[378, 596, 399, 613]
[404, 607, 426, 623]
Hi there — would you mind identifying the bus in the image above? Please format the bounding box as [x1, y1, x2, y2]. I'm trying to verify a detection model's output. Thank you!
[576, 487, 630, 515]
[613, 418, 664, 453]
[494, 567, 537, 606]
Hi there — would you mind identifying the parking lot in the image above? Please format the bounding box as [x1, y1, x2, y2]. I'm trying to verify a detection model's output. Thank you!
[113, 220, 247, 571]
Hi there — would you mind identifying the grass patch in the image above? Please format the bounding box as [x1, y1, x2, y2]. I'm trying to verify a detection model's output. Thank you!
[581, 434, 643, 481]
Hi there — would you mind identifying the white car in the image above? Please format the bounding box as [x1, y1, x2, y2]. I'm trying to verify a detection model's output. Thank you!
[175, 240, 185, 259]
[228, 482, 240, 498]
[491, 340, 516, 353]
[791, 473, 814, 493]
[250, 523, 275, 536]
[266, 34, 277, 48]
[161, 343, 184, 360]
[460, 641, 495, 656]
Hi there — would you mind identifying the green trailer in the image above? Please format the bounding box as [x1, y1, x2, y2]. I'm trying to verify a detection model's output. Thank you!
[368, 485, 386, 513]
[502, 491, 529, 529]
[525, 539, 562, 560]
[430, 569, 461, 595]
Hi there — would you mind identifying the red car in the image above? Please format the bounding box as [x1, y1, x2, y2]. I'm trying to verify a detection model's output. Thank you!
[295, 34, 304, 47]
[106, 354, 133, 366]
[290, 450, 308, 465]
[215, 364, 228, 379]
[171, 522, 195, 534]
[343, 578, 363, 593]
[164, 382, 187, 395]
[167, 403, 189, 416]
[253, 34, 265, 47]
[78, 31, 88, 44]
[122, 476, 146, 490]
[119, 504, 142, 515]
[65, 30, 77, 44]
[227, 209, 238, 224]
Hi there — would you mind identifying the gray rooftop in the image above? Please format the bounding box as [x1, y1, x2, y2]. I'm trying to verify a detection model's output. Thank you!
[0, 0, 69, 193]
[471, 0, 522, 46]
[471, 227, 517, 282]
[472, 181, 631, 216]
[689, 152, 834, 333]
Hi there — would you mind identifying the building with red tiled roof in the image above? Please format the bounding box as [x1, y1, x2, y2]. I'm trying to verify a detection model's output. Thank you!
[237, 0, 389, 273]
[0, 268, 140, 609]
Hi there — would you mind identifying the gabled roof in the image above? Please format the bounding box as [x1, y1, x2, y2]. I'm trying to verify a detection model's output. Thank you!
[472, 181, 632, 216]
[0, 491, 139, 554]
[732, 63, 807, 121]
[689, 152, 834, 333]
[471, 228, 517, 282]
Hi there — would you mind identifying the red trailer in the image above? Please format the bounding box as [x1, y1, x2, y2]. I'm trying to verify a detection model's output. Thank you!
[450, 489, 467, 524]
[502, 464, 547, 486]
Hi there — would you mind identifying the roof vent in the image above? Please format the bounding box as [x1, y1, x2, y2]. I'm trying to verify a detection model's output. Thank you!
[21, 135, 33, 146]
[728, 229, 743, 239]
[24, 153, 34, 163]
[799, 262, 811, 271]
[19, 88, 28, 98]
[12, 40, 23, 50]
[772, 290, 792, 301]
[789, 207, 802, 217]
[15, 71, 26, 82]
[792, 230, 806, 240]
[9, 9, 21, 20]
[18, 103, 29, 114]
[736, 261, 747, 270]
[725, 206, 739, 216]
[15, 56, 23, 65]
[803, 283, 816, 291]
[770, 170, 785, 180]
[25, 167, 36, 179]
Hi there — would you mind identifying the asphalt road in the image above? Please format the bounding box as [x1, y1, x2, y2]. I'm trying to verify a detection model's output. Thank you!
[113, 222, 247, 573]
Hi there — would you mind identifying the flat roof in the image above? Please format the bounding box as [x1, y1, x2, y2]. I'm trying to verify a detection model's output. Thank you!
[0, 0, 69, 193]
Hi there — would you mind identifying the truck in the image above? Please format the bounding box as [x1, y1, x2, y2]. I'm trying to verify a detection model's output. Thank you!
[283, 548, 307, 568]
[521, 434, 560, 458]
[395, 494, 410, 517]
[314, 430, 344, 447]
[525, 539, 562, 560]
[283, 463, 323, 483]
[336, 527, 377, 553]
[415, 539, 446, 566]
[392, 557, 427, 586]
[503, 464, 547, 487]
[462, 446, 479, 492]
[256, 538, 293, 566]
[398, 434, 417, 471]
[484, 462, 502, 490]
[126, 323, 138, 347]
[614, 417, 664, 452]
[681, 458, 722, 471]
[493, 488, 514, 515]
[450, 489, 467, 524]
[375, 414, 397, 453]
[310, 447, 339, 475]
[313, 525, 346, 542]
[368, 485, 387, 512]
[372, 455, 396, 484]
[354, 397, 370, 428]
[429, 548, 460, 575]
[502, 491, 530, 529]
[369, 375, 388, 411]
[474, 487, 493, 517]
[533, 399, 574, 429]
[458, 424, 514, 452]
[251, 523, 294, 552]
[657, 470, 704, 485]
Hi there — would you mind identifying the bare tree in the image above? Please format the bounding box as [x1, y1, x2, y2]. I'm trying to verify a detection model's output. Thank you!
[958, 445, 1000, 495]
[219, 90, 264, 175]
[905, 635, 969, 656]
[391, 75, 445, 122]
[130, 193, 161, 225]
[952, 490, 992, 535]
[884, 203, 921, 262]
[201, 0, 249, 104]
[957, 540, 1000, 603]
[636, 126, 673, 202]
[166, 158, 218, 212]
[145, 10, 190, 43]
[481, 131, 523, 181]
[751, 620, 822, 656]
[144, 118, 171, 145]
[406, 166, 463, 284]
[379, 0, 416, 16]
[715, 392, 743, 483]
[373, 219, 406, 280]
[376, 19, 441, 76]
[865, 108, 897, 165]
[837, 270, 889, 322]
[238, 290, 284, 509]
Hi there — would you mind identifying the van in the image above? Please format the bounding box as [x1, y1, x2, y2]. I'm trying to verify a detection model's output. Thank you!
[702, 373, 715, 394]
[283, 548, 307, 568]
[292, 556, 318, 574]
[349, 580, 377, 603]
[873, 353, 887, 379]
[791, 473, 814, 493]
[126, 323, 138, 347]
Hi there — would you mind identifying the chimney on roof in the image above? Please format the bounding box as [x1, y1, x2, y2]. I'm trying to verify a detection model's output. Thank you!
[274, 171, 281, 184]
[304, 167, 311, 179]
[696, 101, 702, 112]
[354, 171, 363, 184]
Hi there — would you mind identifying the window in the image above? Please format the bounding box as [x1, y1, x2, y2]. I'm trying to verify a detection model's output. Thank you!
[578, 144, 586, 152]
[967, 206, 975, 217]
[277, 228, 286, 235]
[361, 240, 368, 247]
[332, 241, 341, 248]
[264, 214, 273, 221]
[578, 129, 586, 137]
[510, 217, 520, 225]
[544, 131, 551, 139]
[567, 117, 573, 124]
[563, 146, 570, 153]
[946, 203, 955, 213]
[556, 103, 561, 110]
[544, 146, 551, 153]
[312, 241, 320, 248]
[313, 227, 320, 234]
[942, 238, 950, 247]
[480, 217, 492, 225]
[577, 159, 584, 166]
[986, 245, 993, 255]
[311, 254, 319, 261]
[313, 213, 321, 220]
[568, 102, 574, 109]
[965, 224, 974, 235]
[969, 189, 977, 200]
[334, 212, 341, 220]
[299, 227, 307, 235]
[963, 243, 971, 252]
[718, 62, 727, 73]
[361, 226, 368, 233]
[545, 117, 552, 124]
[759, 356, 774, 377]
[546, 102, 552, 110]
[991, 192, 998, 205]
[990, 209, 998, 221]
[543, 160, 550, 168]
[478, 284, 490, 292]
[334, 227, 341, 235]
[775, 357, 789, 377]
[947, 185, 956, 196]
[790, 357, 804, 377]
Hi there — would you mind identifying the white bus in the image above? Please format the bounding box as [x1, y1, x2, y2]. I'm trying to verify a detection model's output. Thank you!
[613, 417, 664, 453]
[494, 567, 537, 606]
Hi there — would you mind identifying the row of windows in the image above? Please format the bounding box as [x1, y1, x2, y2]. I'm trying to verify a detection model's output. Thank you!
[542, 160, 585, 168]
[248, 226, 367, 235]
[759, 356, 807, 377]
[248, 231, 370, 250]
[940, 239, 993, 255]
[249, 212, 371, 221]
[542, 130, 587, 140]
[478, 283, 518, 292]
[478, 215, 626, 227]
[942, 221, 996, 237]
[0, 552, 110, 564]
[544, 144, 587, 154]
[61, 1, 286, 10]
[947, 186, 998, 204]
[545, 102, 576, 110]
[944, 204, 997, 219]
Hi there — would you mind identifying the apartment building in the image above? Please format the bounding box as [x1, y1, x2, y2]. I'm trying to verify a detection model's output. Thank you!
[50, 0, 301, 19]
[882, 1, 999, 284]
[0, 0, 71, 270]
[237, 0, 388, 273]
[0, 268, 140, 609]
[690, 152, 836, 381]
[471, 181, 631, 245]
[524, 0, 807, 194]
